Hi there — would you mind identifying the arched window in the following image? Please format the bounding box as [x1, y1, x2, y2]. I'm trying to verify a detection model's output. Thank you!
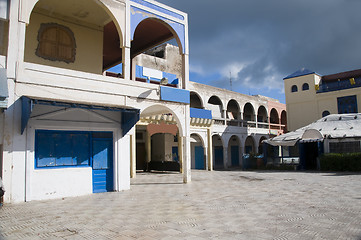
[302, 83, 309, 91]
[36, 23, 76, 63]
[322, 111, 330, 117]
[291, 85, 298, 92]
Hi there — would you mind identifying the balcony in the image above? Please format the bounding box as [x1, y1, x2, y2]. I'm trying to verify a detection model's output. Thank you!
[317, 77, 361, 93]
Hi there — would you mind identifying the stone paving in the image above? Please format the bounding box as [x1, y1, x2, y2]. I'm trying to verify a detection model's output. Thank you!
[0, 170, 361, 240]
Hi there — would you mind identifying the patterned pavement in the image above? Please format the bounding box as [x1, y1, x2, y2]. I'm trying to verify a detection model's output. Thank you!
[0, 170, 361, 240]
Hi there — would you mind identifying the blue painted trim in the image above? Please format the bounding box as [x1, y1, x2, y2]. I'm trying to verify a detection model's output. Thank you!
[130, 6, 185, 54]
[136, 65, 177, 83]
[190, 108, 212, 119]
[21, 97, 32, 134]
[160, 86, 190, 104]
[122, 109, 140, 136]
[130, 0, 184, 20]
[284, 69, 316, 80]
[21, 96, 140, 135]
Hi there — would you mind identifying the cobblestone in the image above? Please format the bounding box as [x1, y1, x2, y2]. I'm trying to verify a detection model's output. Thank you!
[1, 170, 361, 239]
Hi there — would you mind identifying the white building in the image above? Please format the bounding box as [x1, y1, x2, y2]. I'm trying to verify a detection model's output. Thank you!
[0, 0, 286, 204]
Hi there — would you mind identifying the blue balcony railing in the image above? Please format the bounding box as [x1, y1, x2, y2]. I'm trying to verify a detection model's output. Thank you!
[317, 77, 361, 93]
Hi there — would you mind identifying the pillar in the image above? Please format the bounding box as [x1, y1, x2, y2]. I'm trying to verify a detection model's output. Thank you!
[207, 128, 213, 171]
[130, 133, 136, 178]
[146, 132, 151, 171]
[178, 133, 183, 173]
[223, 146, 228, 169]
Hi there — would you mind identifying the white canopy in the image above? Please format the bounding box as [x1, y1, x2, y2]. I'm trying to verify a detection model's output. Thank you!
[265, 113, 361, 146]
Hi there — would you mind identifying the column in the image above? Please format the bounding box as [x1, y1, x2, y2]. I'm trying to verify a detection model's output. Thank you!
[130, 133, 136, 178]
[223, 146, 228, 169]
[207, 128, 213, 171]
[240, 111, 243, 127]
[178, 133, 183, 173]
[146, 132, 151, 171]
[123, 46, 131, 80]
[182, 106, 191, 183]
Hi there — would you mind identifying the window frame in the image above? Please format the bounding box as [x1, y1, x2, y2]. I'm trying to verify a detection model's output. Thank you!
[36, 23, 76, 63]
[302, 83, 309, 91]
[291, 85, 298, 92]
[35, 130, 113, 169]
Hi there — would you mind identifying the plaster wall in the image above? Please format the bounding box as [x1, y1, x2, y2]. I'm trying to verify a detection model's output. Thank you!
[24, 12, 103, 74]
[316, 88, 361, 116]
[12, 105, 130, 202]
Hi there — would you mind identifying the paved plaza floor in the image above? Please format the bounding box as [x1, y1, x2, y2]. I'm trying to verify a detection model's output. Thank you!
[0, 170, 361, 240]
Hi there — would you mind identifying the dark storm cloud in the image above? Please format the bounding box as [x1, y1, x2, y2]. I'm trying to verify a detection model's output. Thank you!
[156, 0, 361, 91]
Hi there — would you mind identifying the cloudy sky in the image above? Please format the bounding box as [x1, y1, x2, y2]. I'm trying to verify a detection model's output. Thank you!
[156, 0, 361, 103]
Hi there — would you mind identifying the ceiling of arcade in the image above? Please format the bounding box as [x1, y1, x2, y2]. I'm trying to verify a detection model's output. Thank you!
[33, 0, 111, 28]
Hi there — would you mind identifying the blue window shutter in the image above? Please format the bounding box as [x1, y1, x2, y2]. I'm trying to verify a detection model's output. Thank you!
[55, 133, 73, 166]
[36, 132, 56, 167]
[73, 133, 90, 165]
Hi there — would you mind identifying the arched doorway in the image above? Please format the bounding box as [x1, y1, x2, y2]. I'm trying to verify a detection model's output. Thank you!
[245, 136, 256, 154]
[190, 134, 205, 170]
[228, 135, 241, 167]
[258, 136, 267, 154]
[138, 104, 185, 174]
[212, 134, 224, 169]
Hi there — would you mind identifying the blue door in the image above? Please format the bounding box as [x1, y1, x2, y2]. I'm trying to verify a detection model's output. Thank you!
[214, 147, 223, 167]
[172, 146, 179, 162]
[195, 146, 204, 169]
[92, 139, 113, 193]
[231, 146, 239, 166]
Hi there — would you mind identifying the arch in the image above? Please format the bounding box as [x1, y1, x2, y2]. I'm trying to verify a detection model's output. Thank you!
[291, 85, 298, 92]
[190, 91, 203, 109]
[226, 99, 240, 120]
[258, 136, 268, 154]
[131, 17, 184, 57]
[302, 83, 309, 91]
[257, 105, 268, 123]
[212, 134, 224, 169]
[190, 133, 206, 170]
[322, 110, 330, 118]
[245, 136, 256, 154]
[281, 110, 287, 132]
[24, 0, 124, 46]
[243, 102, 255, 121]
[270, 108, 279, 124]
[228, 135, 241, 167]
[140, 104, 184, 137]
[208, 96, 224, 119]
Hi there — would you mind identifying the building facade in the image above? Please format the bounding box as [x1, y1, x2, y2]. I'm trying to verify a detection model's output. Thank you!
[284, 68, 361, 131]
[0, 0, 286, 204]
[134, 44, 287, 171]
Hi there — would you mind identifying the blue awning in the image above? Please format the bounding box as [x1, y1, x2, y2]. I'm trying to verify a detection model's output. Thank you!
[21, 97, 140, 136]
